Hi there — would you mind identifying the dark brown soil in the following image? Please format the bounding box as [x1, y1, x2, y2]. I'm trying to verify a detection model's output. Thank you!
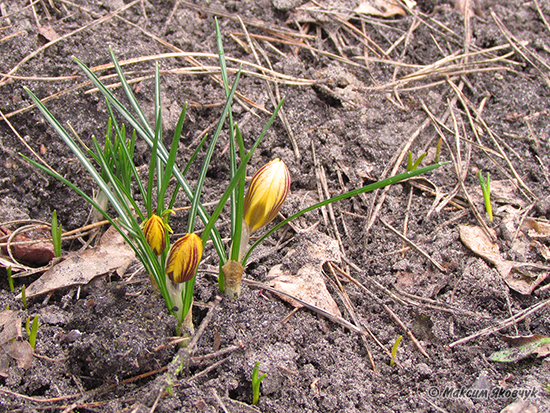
[1, 0, 550, 412]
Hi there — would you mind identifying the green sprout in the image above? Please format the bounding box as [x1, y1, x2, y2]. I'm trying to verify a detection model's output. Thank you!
[26, 315, 39, 349]
[21, 285, 27, 309]
[51, 210, 62, 257]
[6, 266, 14, 292]
[390, 335, 402, 367]
[251, 362, 267, 405]
[406, 151, 427, 172]
[478, 170, 493, 222]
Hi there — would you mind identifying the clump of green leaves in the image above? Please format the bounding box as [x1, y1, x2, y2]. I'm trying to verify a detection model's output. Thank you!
[23, 18, 446, 334]
[406, 151, 427, 172]
[251, 362, 267, 405]
[23, 19, 282, 333]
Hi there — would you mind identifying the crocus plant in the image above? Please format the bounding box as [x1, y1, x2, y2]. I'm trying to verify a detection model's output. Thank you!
[23, 19, 445, 336]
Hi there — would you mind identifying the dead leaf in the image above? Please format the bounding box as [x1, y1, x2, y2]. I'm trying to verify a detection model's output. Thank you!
[459, 225, 501, 265]
[268, 263, 342, 317]
[531, 240, 550, 261]
[37, 25, 60, 42]
[355, 0, 409, 17]
[524, 218, 550, 238]
[500, 400, 538, 413]
[0, 310, 22, 345]
[489, 334, 550, 363]
[459, 225, 549, 294]
[0, 310, 34, 374]
[267, 230, 341, 317]
[21, 226, 134, 298]
[3, 341, 33, 369]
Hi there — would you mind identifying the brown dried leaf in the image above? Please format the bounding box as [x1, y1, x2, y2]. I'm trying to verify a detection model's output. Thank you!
[267, 230, 341, 317]
[3, 340, 33, 370]
[37, 25, 60, 42]
[355, 0, 409, 18]
[459, 225, 501, 265]
[0, 310, 22, 345]
[459, 225, 549, 294]
[268, 263, 342, 317]
[21, 226, 134, 298]
[523, 218, 550, 238]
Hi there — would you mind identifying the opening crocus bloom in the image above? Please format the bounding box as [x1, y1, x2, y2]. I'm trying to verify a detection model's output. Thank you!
[165, 233, 203, 284]
[143, 214, 166, 256]
[243, 159, 291, 234]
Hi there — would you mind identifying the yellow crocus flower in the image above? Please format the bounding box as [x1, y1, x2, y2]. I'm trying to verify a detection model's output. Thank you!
[243, 159, 291, 234]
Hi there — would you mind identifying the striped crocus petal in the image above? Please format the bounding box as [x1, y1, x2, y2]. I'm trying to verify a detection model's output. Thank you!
[143, 214, 166, 256]
[165, 233, 203, 284]
[243, 158, 291, 234]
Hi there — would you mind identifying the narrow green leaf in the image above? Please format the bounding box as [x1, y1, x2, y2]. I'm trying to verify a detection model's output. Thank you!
[24, 87, 134, 230]
[29, 315, 39, 349]
[160, 102, 187, 205]
[230, 125, 246, 262]
[187, 68, 242, 234]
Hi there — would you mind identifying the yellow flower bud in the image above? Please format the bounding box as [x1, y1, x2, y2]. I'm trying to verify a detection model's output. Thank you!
[165, 233, 203, 284]
[143, 214, 167, 256]
[243, 158, 291, 233]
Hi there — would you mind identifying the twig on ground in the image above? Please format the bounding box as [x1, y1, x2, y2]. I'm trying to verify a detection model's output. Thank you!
[336, 259, 431, 359]
[0, 388, 80, 404]
[448, 298, 550, 348]
[364, 117, 432, 235]
[242, 277, 398, 365]
[491, 9, 550, 87]
[534, 0, 550, 34]
[186, 296, 222, 356]
[0, 109, 57, 174]
[211, 388, 230, 413]
[379, 217, 446, 272]
[237, 17, 300, 159]
[0, 0, 139, 87]
[327, 262, 377, 371]
[393, 287, 492, 319]
[187, 356, 231, 383]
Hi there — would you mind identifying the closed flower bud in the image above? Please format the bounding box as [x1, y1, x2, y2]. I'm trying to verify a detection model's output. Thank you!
[243, 159, 291, 233]
[165, 233, 203, 284]
[143, 214, 167, 256]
